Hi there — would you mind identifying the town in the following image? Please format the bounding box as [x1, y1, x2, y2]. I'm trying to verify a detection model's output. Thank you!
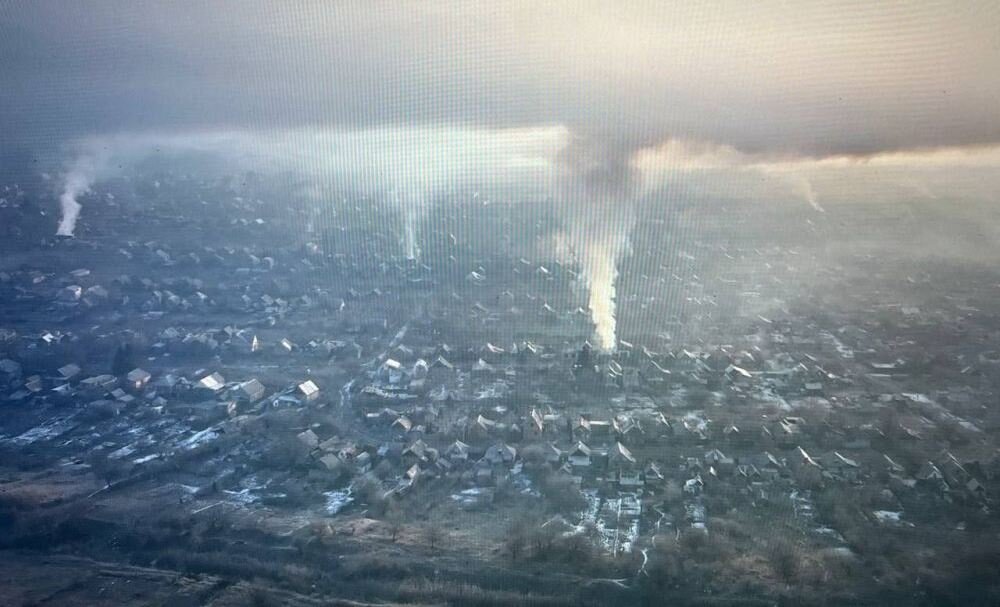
[2, 167, 1000, 606]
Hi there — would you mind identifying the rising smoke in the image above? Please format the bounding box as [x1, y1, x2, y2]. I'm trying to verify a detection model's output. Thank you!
[51, 126, 641, 350]
[394, 190, 425, 261]
[56, 147, 110, 236]
[50, 128, 994, 355]
[51, 127, 566, 240]
[556, 136, 641, 353]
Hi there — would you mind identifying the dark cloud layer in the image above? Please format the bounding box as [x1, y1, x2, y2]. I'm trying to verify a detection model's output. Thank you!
[2, 1, 999, 156]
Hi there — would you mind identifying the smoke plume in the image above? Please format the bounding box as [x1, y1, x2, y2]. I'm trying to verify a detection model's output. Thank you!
[557, 136, 640, 353]
[394, 190, 425, 260]
[56, 148, 109, 236]
[50, 127, 566, 238]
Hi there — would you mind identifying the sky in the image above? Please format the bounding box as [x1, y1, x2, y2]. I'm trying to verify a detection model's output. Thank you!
[2, 0, 999, 159]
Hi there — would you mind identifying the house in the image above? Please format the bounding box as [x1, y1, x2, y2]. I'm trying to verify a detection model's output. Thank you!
[319, 454, 342, 471]
[797, 446, 821, 468]
[411, 359, 429, 379]
[614, 416, 644, 444]
[391, 415, 413, 434]
[434, 457, 452, 474]
[297, 429, 320, 449]
[0, 358, 21, 378]
[917, 462, 950, 492]
[939, 452, 971, 486]
[110, 388, 134, 404]
[736, 463, 762, 482]
[644, 462, 664, 486]
[445, 440, 471, 462]
[704, 448, 735, 470]
[58, 363, 82, 381]
[545, 443, 563, 465]
[402, 439, 435, 464]
[378, 359, 404, 384]
[683, 474, 704, 495]
[238, 378, 266, 402]
[574, 417, 612, 444]
[686, 457, 703, 474]
[125, 368, 152, 391]
[804, 382, 824, 396]
[432, 355, 454, 370]
[966, 478, 987, 498]
[917, 461, 945, 482]
[484, 443, 517, 466]
[760, 451, 785, 481]
[828, 452, 861, 481]
[619, 468, 643, 489]
[354, 451, 373, 473]
[473, 460, 494, 485]
[298, 380, 320, 401]
[779, 417, 804, 439]
[882, 453, 906, 475]
[472, 358, 494, 374]
[608, 441, 637, 467]
[529, 409, 545, 435]
[81, 374, 117, 393]
[726, 364, 753, 383]
[651, 412, 673, 437]
[467, 414, 499, 442]
[198, 372, 226, 392]
[568, 442, 593, 468]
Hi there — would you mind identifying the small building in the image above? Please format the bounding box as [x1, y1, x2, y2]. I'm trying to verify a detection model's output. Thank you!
[829, 452, 861, 482]
[644, 462, 664, 485]
[569, 441, 593, 468]
[403, 439, 434, 464]
[298, 380, 320, 401]
[705, 448, 735, 470]
[239, 378, 266, 402]
[297, 429, 320, 449]
[619, 468, 643, 489]
[804, 382, 824, 395]
[608, 441, 637, 468]
[391, 415, 413, 434]
[58, 363, 82, 381]
[198, 372, 226, 392]
[484, 442, 517, 466]
[467, 414, 499, 442]
[445, 440, 471, 462]
[125, 368, 152, 391]
[966, 478, 987, 498]
[529, 409, 545, 435]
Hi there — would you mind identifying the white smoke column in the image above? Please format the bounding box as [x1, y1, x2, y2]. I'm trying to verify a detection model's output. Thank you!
[56, 148, 109, 236]
[404, 209, 419, 260]
[394, 190, 424, 260]
[572, 217, 633, 352]
[558, 137, 639, 353]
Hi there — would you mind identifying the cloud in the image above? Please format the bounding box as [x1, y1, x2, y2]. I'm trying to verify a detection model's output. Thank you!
[3, 1, 999, 158]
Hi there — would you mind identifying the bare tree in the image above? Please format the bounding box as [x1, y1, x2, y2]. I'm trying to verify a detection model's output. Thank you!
[423, 523, 444, 552]
[385, 502, 403, 543]
[503, 517, 530, 561]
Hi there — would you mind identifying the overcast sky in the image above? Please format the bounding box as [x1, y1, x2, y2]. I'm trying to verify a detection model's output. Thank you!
[2, 0, 999, 158]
